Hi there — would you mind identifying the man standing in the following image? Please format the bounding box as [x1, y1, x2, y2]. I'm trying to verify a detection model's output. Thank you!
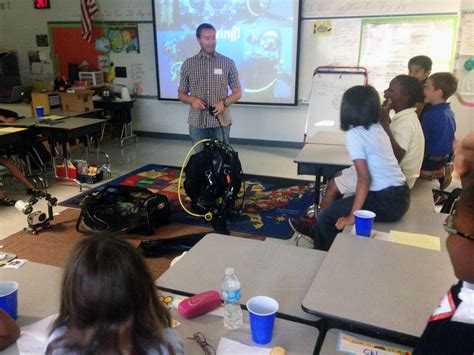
[178, 23, 242, 145]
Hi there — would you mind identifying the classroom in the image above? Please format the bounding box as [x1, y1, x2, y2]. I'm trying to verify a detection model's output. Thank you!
[0, 0, 474, 353]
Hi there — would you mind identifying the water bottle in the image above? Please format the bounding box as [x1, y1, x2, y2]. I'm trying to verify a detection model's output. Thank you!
[221, 267, 243, 329]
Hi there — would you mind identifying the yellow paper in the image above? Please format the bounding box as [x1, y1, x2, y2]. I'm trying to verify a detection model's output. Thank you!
[0, 127, 27, 133]
[43, 115, 65, 120]
[390, 230, 440, 251]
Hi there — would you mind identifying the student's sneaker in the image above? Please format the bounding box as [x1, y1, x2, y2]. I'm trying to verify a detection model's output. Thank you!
[288, 218, 314, 237]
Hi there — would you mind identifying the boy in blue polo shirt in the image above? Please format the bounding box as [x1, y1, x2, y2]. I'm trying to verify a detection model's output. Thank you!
[420, 72, 458, 179]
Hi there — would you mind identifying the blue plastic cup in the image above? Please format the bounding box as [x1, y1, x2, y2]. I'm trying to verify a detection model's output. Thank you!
[246, 296, 279, 345]
[354, 210, 376, 237]
[35, 106, 44, 118]
[0, 281, 18, 320]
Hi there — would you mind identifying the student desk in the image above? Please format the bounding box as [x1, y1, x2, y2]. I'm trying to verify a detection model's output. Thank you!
[35, 117, 107, 190]
[167, 293, 319, 354]
[306, 131, 345, 146]
[93, 99, 137, 147]
[294, 140, 351, 207]
[156, 233, 326, 324]
[302, 234, 456, 343]
[0, 128, 29, 149]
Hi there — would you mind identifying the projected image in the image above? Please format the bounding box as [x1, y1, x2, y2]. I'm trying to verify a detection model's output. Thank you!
[154, 0, 300, 104]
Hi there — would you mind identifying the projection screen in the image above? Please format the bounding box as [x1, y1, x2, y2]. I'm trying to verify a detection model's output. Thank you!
[153, 0, 301, 105]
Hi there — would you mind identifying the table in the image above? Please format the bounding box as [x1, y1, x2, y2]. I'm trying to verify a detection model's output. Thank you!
[302, 234, 456, 342]
[294, 142, 352, 206]
[306, 131, 345, 146]
[319, 328, 413, 354]
[169, 296, 319, 354]
[157, 233, 326, 323]
[93, 99, 137, 147]
[35, 117, 107, 190]
[2, 261, 318, 354]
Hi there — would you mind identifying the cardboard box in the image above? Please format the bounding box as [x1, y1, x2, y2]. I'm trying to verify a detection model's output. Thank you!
[31, 91, 61, 115]
[59, 89, 94, 112]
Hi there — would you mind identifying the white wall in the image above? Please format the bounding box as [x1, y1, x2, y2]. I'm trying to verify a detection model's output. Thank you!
[0, 0, 472, 143]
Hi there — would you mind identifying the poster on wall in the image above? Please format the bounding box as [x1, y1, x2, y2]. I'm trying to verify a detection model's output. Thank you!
[95, 24, 140, 54]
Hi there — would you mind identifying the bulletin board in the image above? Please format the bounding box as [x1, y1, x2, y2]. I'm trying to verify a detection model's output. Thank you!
[298, 14, 458, 101]
[48, 22, 157, 96]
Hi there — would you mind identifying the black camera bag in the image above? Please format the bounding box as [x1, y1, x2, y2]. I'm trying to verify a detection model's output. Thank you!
[76, 185, 172, 235]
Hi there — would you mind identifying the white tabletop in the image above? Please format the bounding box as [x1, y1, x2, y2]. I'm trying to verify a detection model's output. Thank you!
[306, 131, 345, 146]
[169, 298, 319, 354]
[294, 143, 351, 167]
[302, 234, 456, 338]
[157, 234, 326, 322]
[320, 328, 413, 354]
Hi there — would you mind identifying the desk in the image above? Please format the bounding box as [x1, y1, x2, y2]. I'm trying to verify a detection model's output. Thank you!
[93, 99, 137, 147]
[306, 131, 345, 146]
[0, 262, 62, 327]
[157, 234, 326, 323]
[36, 117, 106, 190]
[0, 128, 28, 149]
[302, 234, 456, 342]
[2, 262, 318, 354]
[294, 142, 352, 206]
[169, 296, 319, 354]
[0, 102, 32, 118]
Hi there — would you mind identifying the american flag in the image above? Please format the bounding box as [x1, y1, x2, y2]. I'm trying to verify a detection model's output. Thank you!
[81, 0, 99, 42]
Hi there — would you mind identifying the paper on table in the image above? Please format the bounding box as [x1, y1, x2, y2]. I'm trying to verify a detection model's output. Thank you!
[16, 313, 57, 354]
[42, 115, 65, 120]
[337, 332, 412, 354]
[217, 337, 271, 355]
[390, 230, 440, 251]
[0, 127, 27, 133]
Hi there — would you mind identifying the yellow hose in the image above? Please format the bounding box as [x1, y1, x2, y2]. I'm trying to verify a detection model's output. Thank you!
[177, 139, 213, 221]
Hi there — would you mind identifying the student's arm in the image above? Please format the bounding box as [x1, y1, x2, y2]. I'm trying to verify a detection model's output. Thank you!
[0, 308, 20, 350]
[335, 159, 370, 230]
[380, 101, 406, 162]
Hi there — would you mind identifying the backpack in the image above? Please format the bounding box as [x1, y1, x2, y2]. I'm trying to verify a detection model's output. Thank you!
[184, 140, 243, 216]
[76, 185, 172, 235]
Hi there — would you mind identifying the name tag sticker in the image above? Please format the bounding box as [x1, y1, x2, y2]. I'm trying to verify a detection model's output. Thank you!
[214, 68, 223, 75]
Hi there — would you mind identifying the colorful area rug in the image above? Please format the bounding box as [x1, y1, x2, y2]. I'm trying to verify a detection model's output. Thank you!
[60, 164, 314, 239]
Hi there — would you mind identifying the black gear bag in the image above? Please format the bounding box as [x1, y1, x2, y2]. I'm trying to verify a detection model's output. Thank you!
[76, 185, 172, 235]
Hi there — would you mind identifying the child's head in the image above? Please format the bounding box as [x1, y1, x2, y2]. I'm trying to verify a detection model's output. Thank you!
[384, 75, 424, 112]
[424, 72, 458, 103]
[454, 131, 474, 183]
[445, 184, 474, 283]
[340, 85, 380, 131]
[48, 235, 173, 353]
[408, 55, 432, 82]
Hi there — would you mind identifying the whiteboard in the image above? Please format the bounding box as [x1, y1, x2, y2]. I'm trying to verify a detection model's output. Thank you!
[298, 18, 361, 101]
[301, 0, 461, 18]
[305, 71, 367, 137]
[359, 15, 458, 93]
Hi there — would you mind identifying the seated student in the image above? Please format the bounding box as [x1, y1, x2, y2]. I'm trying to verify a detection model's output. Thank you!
[414, 185, 474, 354]
[0, 308, 20, 351]
[294, 86, 410, 251]
[419, 72, 458, 180]
[0, 156, 40, 206]
[290, 75, 424, 237]
[44, 235, 184, 354]
[408, 55, 432, 119]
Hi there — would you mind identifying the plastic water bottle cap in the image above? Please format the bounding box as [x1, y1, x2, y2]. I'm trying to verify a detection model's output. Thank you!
[225, 267, 235, 275]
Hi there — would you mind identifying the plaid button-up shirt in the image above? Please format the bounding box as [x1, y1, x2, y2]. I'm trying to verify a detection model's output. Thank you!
[179, 50, 240, 128]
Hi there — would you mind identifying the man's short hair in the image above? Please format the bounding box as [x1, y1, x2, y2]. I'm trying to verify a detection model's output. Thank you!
[428, 72, 459, 100]
[196, 23, 216, 38]
[394, 74, 425, 108]
[408, 55, 433, 72]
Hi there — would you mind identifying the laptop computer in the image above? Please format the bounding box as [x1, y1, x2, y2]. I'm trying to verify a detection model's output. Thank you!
[0, 86, 32, 103]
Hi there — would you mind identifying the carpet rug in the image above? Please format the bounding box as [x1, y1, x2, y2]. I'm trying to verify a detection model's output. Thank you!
[60, 164, 314, 239]
[2, 209, 265, 281]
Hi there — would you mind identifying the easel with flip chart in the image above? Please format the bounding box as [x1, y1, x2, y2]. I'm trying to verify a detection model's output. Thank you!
[304, 67, 367, 141]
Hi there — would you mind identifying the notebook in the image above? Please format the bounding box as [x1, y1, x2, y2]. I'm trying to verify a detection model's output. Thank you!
[0, 86, 32, 103]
